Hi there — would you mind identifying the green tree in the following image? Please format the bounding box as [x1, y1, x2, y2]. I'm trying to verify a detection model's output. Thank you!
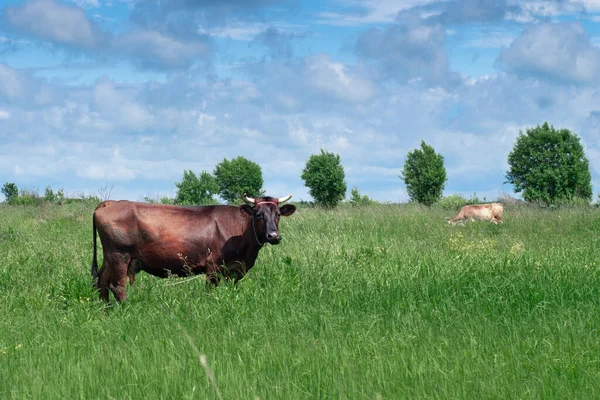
[349, 187, 374, 206]
[175, 170, 219, 205]
[506, 122, 592, 204]
[401, 140, 447, 206]
[44, 186, 57, 203]
[301, 149, 347, 208]
[2, 182, 18, 204]
[55, 189, 65, 205]
[213, 157, 264, 204]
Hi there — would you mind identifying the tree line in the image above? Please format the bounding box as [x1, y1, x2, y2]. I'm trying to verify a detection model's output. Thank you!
[160, 121, 595, 207]
[401, 122, 592, 207]
[0, 184, 103, 206]
[1, 122, 594, 208]
[150, 151, 351, 207]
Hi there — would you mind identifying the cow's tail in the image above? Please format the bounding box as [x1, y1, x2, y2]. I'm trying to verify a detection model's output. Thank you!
[91, 212, 99, 286]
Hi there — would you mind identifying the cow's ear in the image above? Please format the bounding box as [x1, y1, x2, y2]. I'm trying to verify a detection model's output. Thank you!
[240, 204, 255, 216]
[279, 204, 296, 216]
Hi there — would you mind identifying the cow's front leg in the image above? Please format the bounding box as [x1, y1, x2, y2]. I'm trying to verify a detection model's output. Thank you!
[205, 264, 225, 286]
[226, 260, 249, 283]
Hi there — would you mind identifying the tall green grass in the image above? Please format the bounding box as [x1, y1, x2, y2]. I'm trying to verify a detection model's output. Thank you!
[1, 202, 600, 399]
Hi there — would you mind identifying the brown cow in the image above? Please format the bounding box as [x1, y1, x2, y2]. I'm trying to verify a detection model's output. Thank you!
[91, 194, 296, 302]
[447, 203, 504, 225]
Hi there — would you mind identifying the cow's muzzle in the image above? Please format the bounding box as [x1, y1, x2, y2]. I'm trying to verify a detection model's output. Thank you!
[266, 231, 281, 244]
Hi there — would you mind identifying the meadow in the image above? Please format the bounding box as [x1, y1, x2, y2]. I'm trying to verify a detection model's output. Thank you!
[1, 202, 600, 399]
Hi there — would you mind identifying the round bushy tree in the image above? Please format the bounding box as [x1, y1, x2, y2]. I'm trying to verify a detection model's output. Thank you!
[506, 122, 592, 204]
[175, 170, 219, 205]
[301, 149, 347, 207]
[213, 157, 264, 204]
[401, 140, 447, 206]
[1, 182, 18, 204]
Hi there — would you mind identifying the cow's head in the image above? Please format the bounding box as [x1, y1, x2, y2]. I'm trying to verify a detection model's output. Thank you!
[240, 194, 296, 245]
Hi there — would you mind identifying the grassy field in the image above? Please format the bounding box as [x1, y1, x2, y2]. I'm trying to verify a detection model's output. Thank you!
[1, 202, 600, 399]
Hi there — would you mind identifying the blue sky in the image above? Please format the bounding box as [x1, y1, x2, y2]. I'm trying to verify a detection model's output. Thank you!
[1, 0, 600, 203]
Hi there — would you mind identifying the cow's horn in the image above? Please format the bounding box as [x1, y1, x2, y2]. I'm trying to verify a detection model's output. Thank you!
[243, 194, 256, 204]
[277, 194, 292, 204]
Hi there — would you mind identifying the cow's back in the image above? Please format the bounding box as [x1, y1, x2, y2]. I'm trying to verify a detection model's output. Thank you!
[94, 201, 245, 249]
[449, 202, 505, 224]
[474, 204, 493, 219]
[465, 203, 503, 222]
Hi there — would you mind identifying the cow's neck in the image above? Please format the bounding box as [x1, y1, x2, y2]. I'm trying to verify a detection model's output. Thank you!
[238, 217, 263, 260]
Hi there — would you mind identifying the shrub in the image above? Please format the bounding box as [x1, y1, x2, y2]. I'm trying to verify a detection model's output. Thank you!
[348, 187, 374, 206]
[213, 157, 264, 204]
[2, 182, 18, 204]
[437, 194, 469, 210]
[175, 170, 219, 205]
[401, 141, 447, 206]
[301, 149, 347, 208]
[506, 122, 592, 204]
[436, 193, 486, 210]
[144, 196, 176, 205]
[10, 189, 43, 206]
[44, 186, 57, 203]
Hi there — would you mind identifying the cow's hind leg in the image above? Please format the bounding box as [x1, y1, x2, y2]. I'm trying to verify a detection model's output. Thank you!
[107, 252, 131, 303]
[97, 258, 111, 302]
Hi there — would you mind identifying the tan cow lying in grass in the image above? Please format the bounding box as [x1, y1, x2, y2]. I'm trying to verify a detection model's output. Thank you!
[447, 203, 504, 225]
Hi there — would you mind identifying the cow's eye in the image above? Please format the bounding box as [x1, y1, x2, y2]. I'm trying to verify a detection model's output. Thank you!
[255, 213, 264, 219]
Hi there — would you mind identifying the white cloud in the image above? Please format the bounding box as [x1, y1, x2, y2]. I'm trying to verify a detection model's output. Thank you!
[70, 0, 99, 8]
[4, 0, 107, 49]
[465, 28, 517, 48]
[113, 30, 211, 69]
[355, 18, 459, 86]
[199, 21, 302, 41]
[91, 79, 154, 131]
[587, 148, 600, 176]
[304, 54, 374, 102]
[4, 0, 212, 70]
[498, 22, 600, 84]
[197, 113, 217, 126]
[0, 64, 56, 106]
[0, 64, 31, 101]
[81, 163, 136, 181]
[503, 1, 600, 22]
[317, 0, 442, 25]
